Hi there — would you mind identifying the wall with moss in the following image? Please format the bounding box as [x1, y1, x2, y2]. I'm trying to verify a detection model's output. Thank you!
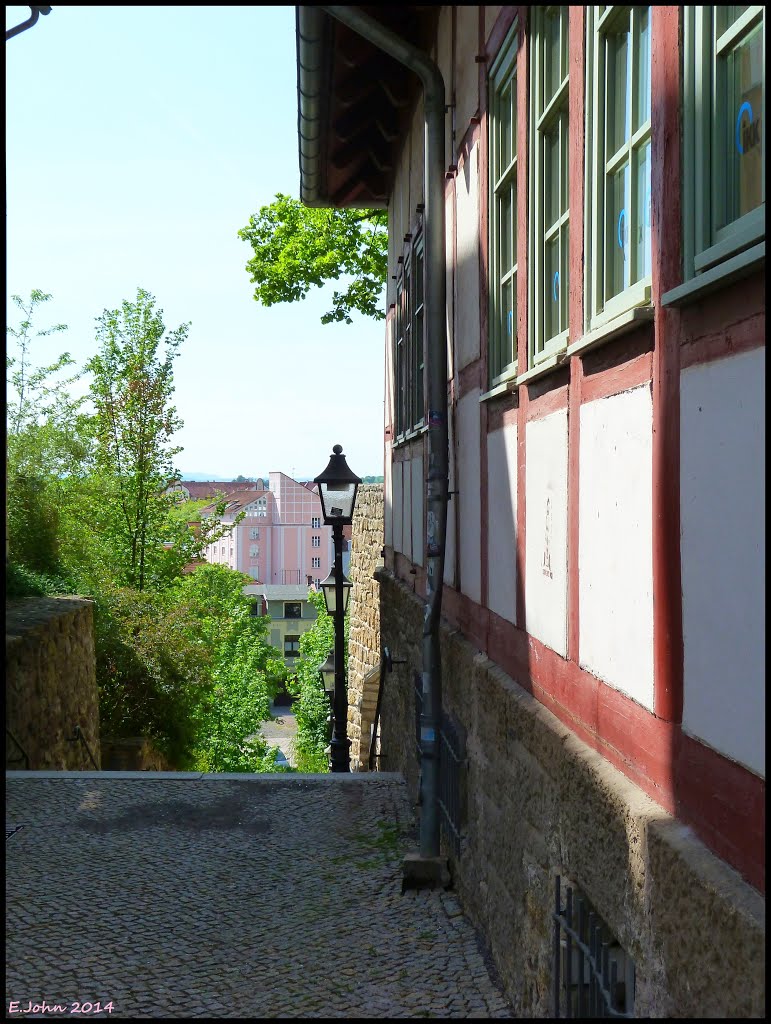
[6, 597, 101, 771]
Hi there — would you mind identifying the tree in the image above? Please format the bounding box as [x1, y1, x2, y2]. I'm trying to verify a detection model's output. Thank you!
[288, 588, 349, 772]
[86, 288, 188, 591]
[6, 290, 92, 584]
[168, 564, 288, 772]
[238, 193, 387, 325]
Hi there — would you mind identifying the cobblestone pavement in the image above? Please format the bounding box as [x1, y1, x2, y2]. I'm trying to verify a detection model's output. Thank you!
[6, 773, 514, 1019]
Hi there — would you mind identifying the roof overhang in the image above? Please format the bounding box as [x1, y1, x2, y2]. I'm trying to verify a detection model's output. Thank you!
[295, 5, 438, 209]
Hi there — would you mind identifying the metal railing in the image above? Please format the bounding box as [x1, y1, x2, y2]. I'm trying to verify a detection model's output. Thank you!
[6, 728, 30, 770]
[68, 725, 100, 770]
[553, 875, 635, 1018]
[414, 675, 465, 856]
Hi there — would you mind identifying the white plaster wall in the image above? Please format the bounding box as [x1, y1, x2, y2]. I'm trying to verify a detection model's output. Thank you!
[392, 460, 403, 555]
[455, 140, 481, 371]
[444, 404, 458, 586]
[384, 442, 393, 548]
[456, 4, 480, 141]
[411, 454, 424, 566]
[680, 348, 765, 777]
[457, 388, 482, 603]
[485, 6, 504, 45]
[525, 409, 568, 656]
[446, 191, 456, 383]
[409, 101, 424, 218]
[579, 386, 654, 707]
[402, 457, 413, 562]
[487, 423, 518, 624]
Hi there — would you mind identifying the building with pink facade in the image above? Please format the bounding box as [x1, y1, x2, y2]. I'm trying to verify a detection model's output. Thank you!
[197, 471, 350, 586]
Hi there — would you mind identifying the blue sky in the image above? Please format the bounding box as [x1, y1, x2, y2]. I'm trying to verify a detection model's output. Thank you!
[5, 5, 386, 479]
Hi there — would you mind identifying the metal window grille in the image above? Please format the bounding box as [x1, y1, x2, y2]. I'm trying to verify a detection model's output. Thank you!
[414, 674, 465, 857]
[553, 875, 635, 1018]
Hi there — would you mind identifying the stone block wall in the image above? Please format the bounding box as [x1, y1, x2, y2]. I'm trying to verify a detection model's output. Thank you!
[6, 597, 101, 771]
[347, 484, 384, 771]
[375, 569, 765, 1018]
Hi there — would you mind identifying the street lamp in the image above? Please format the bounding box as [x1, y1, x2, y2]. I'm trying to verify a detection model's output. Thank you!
[319, 650, 335, 745]
[314, 444, 361, 772]
[319, 566, 352, 615]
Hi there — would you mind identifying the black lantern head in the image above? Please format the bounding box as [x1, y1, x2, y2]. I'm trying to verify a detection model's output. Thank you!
[320, 566, 352, 615]
[313, 444, 362, 526]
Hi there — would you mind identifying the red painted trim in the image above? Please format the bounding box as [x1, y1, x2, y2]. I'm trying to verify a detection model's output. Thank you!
[480, 398, 490, 612]
[485, 5, 520, 63]
[673, 732, 765, 894]
[567, 357, 581, 663]
[479, 107, 490, 389]
[581, 350, 653, 404]
[515, 7, 529, 633]
[526, 381, 569, 421]
[486, 606, 765, 892]
[458, 358, 483, 398]
[650, 6, 683, 724]
[568, 6, 585, 345]
[486, 391, 519, 433]
[680, 311, 765, 370]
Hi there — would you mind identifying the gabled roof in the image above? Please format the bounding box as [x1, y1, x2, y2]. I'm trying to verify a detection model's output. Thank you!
[248, 584, 317, 602]
[296, 6, 438, 208]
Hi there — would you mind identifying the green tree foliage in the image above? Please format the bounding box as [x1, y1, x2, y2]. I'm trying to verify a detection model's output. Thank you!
[6, 289, 284, 774]
[93, 586, 211, 767]
[86, 288, 188, 591]
[6, 290, 91, 582]
[168, 565, 288, 772]
[288, 589, 350, 773]
[238, 193, 387, 325]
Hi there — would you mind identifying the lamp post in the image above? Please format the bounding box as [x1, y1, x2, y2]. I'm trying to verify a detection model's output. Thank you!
[314, 444, 361, 773]
[319, 650, 336, 746]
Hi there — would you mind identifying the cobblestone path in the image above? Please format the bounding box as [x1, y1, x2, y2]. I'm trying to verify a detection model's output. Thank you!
[6, 773, 514, 1019]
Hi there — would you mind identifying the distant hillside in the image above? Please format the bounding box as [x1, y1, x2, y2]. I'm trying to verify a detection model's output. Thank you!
[179, 472, 233, 482]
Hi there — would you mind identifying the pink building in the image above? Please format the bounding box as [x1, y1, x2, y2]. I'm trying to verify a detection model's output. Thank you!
[198, 471, 342, 586]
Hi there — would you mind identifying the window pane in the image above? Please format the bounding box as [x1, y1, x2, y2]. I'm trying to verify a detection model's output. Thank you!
[544, 235, 561, 342]
[499, 82, 513, 176]
[606, 21, 630, 155]
[413, 309, 424, 422]
[544, 126, 560, 228]
[500, 190, 513, 272]
[560, 113, 569, 215]
[606, 161, 630, 300]
[720, 22, 764, 226]
[717, 6, 750, 34]
[502, 275, 515, 368]
[560, 223, 569, 332]
[635, 7, 651, 130]
[414, 246, 424, 310]
[635, 141, 652, 281]
[544, 9, 562, 105]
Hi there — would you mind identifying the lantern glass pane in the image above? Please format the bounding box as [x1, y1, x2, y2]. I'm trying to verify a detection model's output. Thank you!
[320, 482, 356, 522]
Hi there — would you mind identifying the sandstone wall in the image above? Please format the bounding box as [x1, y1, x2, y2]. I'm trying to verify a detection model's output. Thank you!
[6, 597, 101, 771]
[347, 484, 384, 770]
[375, 569, 765, 1018]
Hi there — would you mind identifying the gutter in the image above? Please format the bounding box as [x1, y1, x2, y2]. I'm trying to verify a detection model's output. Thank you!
[5, 5, 51, 42]
[297, 5, 449, 864]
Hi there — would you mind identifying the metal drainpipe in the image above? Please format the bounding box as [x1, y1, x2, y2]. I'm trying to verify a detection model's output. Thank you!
[5, 5, 51, 42]
[318, 5, 448, 860]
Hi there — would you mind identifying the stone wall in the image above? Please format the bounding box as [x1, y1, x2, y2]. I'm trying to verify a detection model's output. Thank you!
[6, 597, 101, 771]
[347, 484, 384, 771]
[375, 569, 765, 1018]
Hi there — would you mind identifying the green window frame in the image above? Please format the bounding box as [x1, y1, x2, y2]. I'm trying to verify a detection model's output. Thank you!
[393, 235, 425, 436]
[684, 5, 765, 280]
[529, 6, 570, 364]
[488, 22, 519, 386]
[586, 6, 652, 330]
